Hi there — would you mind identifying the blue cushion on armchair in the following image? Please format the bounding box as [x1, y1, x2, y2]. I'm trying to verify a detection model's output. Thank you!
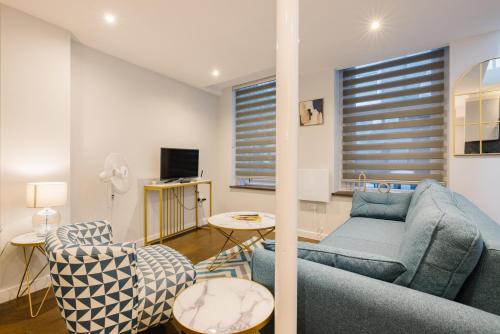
[350, 191, 412, 221]
[262, 240, 406, 282]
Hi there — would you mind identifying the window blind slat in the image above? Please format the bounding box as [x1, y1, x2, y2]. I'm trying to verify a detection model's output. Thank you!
[236, 91, 275, 103]
[343, 163, 444, 171]
[236, 163, 276, 169]
[235, 81, 275, 96]
[236, 114, 275, 125]
[343, 83, 444, 106]
[343, 95, 443, 114]
[237, 123, 276, 132]
[234, 80, 277, 185]
[343, 140, 444, 151]
[343, 118, 443, 133]
[236, 99, 276, 111]
[236, 171, 275, 177]
[236, 147, 275, 154]
[343, 152, 444, 160]
[343, 129, 443, 142]
[343, 106, 443, 123]
[343, 49, 444, 77]
[343, 72, 444, 96]
[343, 61, 444, 87]
[236, 155, 276, 161]
[236, 131, 276, 140]
[236, 107, 275, 118]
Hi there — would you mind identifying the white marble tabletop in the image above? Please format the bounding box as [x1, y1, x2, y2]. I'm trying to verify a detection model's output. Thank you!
[11, 232, 45, 246]
[173, 278, 274, 334]
[208, 212, 275, 231]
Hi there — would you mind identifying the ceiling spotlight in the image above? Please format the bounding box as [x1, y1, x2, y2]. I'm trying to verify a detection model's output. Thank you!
[370, 20, 381, 31]
[212, 69, 220, 77]
[104, 13, 117, 25]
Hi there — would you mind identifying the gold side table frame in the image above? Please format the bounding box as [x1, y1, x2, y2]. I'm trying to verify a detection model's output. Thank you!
[207, 226, 275, 272]
[10, 233, 52, 318]
[143, 180, 212, 246]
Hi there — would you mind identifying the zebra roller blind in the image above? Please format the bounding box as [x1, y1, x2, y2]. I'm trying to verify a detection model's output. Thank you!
[234, 79, 276, 187]
[342, 48, 447, 185]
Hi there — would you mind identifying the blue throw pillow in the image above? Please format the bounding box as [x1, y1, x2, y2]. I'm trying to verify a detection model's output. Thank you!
[262, 240, 406, 282]
[350, 191, 412, 221]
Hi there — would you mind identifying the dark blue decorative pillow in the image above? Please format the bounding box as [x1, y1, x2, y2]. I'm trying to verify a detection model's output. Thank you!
[350, 191, 413, 221]
[262, 240, 406, 282]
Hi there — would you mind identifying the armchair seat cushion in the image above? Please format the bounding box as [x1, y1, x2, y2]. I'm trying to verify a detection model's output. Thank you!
[136, 245, 196, 331]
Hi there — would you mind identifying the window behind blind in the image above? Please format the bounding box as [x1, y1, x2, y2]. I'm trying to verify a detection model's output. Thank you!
[234, 79, 276, 187]
[341, 48, 447, 189]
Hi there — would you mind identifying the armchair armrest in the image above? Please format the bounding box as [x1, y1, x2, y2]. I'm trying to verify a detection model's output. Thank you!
[252, 248, 500, 334]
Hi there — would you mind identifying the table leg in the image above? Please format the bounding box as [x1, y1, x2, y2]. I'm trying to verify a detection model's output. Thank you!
[207, 228, 275, 272]
[20, 246, 52, 318]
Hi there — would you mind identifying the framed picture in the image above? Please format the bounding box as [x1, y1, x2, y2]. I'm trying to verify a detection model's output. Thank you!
[299, 98, 324, 126]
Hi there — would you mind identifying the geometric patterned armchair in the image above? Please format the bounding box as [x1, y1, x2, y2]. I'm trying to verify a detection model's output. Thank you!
[45, 220, 196, 334]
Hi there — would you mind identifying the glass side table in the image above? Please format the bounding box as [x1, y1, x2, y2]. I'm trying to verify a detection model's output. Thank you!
[10, 232, 52, 317]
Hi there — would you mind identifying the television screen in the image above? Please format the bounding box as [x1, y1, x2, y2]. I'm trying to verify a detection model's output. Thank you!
[161, 148, 199, 180]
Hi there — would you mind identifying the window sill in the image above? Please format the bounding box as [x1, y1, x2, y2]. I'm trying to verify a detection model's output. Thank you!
[230, 185, 275, 192]
[332, 190, 353, 197]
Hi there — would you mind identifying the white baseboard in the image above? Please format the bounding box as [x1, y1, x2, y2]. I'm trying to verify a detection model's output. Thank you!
[0, 275, 51, 304]
[298, 228, 327, 241]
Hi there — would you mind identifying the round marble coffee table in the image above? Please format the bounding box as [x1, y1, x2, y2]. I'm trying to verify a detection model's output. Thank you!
[173, 278, 274, 334]
[207, 212, 275, 271]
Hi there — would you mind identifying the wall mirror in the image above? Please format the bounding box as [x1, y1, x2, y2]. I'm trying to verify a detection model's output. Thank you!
[454, 57, 500, 155]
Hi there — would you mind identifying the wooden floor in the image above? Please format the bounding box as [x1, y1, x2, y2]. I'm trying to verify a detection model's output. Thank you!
[0, 228, 279, 334]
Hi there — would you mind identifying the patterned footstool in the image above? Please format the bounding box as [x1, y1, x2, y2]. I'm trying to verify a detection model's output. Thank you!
[45, 220, 196, 334]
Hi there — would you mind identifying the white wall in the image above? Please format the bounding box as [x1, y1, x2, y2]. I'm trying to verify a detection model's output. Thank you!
[215, 70, 351, 240]
[0, 5, 71, 302]
[71, 43, 218, 243]
[448, 30, 500, 222]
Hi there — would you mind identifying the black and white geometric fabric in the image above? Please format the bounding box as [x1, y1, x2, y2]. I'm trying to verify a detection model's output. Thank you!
[136, 245, 196, 331]
[45, 220, 195, 334]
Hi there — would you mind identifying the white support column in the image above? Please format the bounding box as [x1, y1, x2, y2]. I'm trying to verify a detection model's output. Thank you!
[275, 0, 298, 333]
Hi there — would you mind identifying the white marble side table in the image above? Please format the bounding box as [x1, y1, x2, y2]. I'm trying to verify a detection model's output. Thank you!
[207, 212, 275, 271]
[173, 278, 274, 334]
[10, 232, 52, 317]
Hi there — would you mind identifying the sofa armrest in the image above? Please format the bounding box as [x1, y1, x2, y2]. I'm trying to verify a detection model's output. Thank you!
[252, 248, 500, 334]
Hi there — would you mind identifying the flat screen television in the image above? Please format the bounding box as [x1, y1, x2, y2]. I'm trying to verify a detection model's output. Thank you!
[160, 148, 199, 180]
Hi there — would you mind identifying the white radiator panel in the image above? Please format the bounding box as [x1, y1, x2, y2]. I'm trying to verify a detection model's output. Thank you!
[298, 169, 330, 202]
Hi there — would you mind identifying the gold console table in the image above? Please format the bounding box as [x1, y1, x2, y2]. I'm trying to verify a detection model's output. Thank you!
[143, 180, 212, 246]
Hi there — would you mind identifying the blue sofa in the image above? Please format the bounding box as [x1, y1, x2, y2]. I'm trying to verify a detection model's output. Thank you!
[252, 180, 500, 333]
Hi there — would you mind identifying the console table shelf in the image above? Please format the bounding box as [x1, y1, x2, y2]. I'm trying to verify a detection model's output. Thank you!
[143, 180, 212, 246]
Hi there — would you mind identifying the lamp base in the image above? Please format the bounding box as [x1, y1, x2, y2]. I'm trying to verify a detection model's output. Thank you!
[32, 208, 61, 237]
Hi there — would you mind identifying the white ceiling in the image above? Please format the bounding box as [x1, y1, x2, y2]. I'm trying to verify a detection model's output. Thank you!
[2, 0, 500, 94]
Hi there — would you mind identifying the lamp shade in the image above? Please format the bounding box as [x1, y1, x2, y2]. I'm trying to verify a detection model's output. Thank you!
[26, 182, 67, 208]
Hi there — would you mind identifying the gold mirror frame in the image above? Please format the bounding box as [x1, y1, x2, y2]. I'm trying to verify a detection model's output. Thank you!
[453, 57, 500, 156]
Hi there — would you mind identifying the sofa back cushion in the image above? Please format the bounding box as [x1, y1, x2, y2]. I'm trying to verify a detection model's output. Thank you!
[453, 193, 500, 316]
[350, 191, 412, 222]
[395, 182, 483, 300]
[263, 240, 407, 282]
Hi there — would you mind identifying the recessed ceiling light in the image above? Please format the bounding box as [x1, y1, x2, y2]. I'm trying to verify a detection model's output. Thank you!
[370, 19, 381, 31]
[104, 13, 117, 25]
[212, 69, 220, 77]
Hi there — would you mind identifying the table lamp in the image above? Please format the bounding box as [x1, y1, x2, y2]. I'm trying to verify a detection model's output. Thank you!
[26, 182, 67, 237]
